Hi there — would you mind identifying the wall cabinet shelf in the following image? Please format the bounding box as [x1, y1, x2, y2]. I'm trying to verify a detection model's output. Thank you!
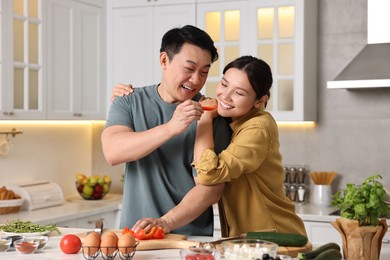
[0, 0, 106, 120]
[197, 0, 318, 121]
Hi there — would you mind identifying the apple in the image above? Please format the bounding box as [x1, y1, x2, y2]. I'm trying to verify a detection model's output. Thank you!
[82, 185, 94, 196]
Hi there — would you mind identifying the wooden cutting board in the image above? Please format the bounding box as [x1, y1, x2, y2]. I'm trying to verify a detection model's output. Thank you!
[76, 229, 312, 257]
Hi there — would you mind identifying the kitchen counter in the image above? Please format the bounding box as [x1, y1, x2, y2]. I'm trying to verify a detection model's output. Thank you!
[0, 194, 123, 226]
[0, 227, 216, 260]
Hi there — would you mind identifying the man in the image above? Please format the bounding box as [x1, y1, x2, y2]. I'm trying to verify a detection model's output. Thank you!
[102, 25, 231, 236]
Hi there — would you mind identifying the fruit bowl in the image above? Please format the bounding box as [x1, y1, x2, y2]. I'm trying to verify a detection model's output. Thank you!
[75, 174, 111, 200]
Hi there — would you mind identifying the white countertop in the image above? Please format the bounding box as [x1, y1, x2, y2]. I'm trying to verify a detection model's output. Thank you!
[0, 227, 215, 260]
[0, 194, 123, 225]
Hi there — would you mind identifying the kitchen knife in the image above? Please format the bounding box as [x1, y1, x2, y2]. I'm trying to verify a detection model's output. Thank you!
[94, 220, 103, 236]
[86, 220, 103, 236]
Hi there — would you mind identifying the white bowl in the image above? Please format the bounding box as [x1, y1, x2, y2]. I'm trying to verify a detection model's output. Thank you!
[222, 239, 278, 259]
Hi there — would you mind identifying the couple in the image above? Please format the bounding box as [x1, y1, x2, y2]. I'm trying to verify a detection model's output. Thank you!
[102, 25, 306, 238]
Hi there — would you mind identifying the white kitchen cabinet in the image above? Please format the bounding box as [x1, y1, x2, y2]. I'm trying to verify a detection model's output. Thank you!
[196, 0, 317, 121]
[303, 220, 342, 247]
[57, 211, 118, 229]
[46, 0, 106, 120]
[0, 0, 46, 120]
[110, 0, 196, 89]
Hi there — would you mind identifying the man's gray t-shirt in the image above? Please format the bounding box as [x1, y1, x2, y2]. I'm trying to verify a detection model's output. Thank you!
[105, 84, 231, 236]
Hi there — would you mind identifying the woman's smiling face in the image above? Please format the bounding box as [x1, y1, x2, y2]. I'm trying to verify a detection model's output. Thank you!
[216, 68, 264, 121]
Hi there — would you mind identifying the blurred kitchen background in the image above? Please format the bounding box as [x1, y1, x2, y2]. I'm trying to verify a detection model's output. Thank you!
[1, 0, 389, 197]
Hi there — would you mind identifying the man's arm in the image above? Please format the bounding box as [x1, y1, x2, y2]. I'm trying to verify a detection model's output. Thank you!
[101, 124, 175, 165]
[132, 181, 224, 233]
[102, 99, 204, 166]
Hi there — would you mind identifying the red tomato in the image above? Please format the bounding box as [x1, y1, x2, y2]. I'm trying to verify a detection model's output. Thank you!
[60, 234, 82, 254]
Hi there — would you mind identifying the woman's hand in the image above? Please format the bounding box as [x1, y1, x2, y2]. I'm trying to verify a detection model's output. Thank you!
[111, 83, 134, 102]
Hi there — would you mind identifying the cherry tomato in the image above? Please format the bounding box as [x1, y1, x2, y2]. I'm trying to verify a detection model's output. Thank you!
[60, 234, 82, 254]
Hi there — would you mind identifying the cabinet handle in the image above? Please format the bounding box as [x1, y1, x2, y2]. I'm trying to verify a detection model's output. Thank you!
[73, 113, 83, 117]
[3, 111, 14, 116]
[383, 239, 390, 244]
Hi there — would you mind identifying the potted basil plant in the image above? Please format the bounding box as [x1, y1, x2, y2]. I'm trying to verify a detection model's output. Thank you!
[331, 174, 390, 260]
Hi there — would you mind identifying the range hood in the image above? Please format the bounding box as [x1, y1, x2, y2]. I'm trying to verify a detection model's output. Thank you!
[327, 0, 390, 89]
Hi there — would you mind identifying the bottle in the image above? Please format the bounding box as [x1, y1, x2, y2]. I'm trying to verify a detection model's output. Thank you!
[297, 167, 306, 184]
[289, 167, 297, 183]
[289, 185, 297, 202]
[298, 185, 306, 203]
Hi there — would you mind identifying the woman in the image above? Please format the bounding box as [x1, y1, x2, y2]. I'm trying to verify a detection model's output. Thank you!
[112, 56, 307, 238]
[193, 56, 306, 237]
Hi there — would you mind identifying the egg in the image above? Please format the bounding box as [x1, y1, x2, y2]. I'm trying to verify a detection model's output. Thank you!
[100, 232, 118, 256]
[118, 233, 136, 255]
[82, 232, 101, 256]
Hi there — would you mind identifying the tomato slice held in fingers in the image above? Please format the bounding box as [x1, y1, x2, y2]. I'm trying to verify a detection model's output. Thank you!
[202, 106, 217, 111]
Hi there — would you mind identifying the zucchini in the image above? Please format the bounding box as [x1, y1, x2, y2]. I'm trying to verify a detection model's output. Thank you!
[314, 248, 342, 260]
[297, 242, 341, 260]
[246, 232, 308, 247]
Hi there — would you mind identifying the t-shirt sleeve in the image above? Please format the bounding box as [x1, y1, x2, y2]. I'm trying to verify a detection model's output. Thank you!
[105, 97, 134, 129]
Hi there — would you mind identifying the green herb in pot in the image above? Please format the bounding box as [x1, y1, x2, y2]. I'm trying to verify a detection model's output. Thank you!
[332, 174, 390, 226]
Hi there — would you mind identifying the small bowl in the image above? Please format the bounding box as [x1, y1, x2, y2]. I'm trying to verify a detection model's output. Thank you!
[180, 247, 220, 260]
[25, 236, 49, 250]
[221, 239, 278, 259]
[14, 239, 39, 254]
[4, 235, 24, 247]
[0, 236, 12, 252]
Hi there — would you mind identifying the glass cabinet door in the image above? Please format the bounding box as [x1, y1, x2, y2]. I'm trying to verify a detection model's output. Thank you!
[1, 0, 44, 119]
[13, 0, 43, 114]
[197, 1, 248, 99]
[255, 5, 295, 113]
[197, 0, 317, 121]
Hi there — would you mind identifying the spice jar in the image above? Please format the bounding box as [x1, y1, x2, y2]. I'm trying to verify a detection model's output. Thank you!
[288, 167, 297, 183]
[288, 185, 297, 202]
[297, 185, 306, 203]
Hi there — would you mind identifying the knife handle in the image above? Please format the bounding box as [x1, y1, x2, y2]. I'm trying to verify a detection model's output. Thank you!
[94, 220, 104, 235]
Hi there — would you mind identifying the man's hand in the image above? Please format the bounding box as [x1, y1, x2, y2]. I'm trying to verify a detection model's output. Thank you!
[111, 83, 134, 101]
[132, 217, 171, 234]
[165, 100, 203, 136]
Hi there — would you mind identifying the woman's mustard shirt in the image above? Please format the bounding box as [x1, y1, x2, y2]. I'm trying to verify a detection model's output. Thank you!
[194, 108, 307, 237]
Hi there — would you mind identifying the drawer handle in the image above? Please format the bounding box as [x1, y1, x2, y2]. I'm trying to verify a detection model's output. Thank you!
[383, 239, 390, 244]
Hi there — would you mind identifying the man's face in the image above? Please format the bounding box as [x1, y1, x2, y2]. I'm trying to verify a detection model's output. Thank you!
[158, 43, 212, 103]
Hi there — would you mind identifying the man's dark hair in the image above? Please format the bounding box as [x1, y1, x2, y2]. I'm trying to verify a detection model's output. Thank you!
[160, 25, 219, 63]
